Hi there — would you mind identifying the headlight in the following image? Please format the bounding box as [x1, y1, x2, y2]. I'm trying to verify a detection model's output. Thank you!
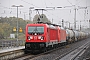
[28, 36, 33, 40]
[38, 36, 41, 39]
[41, 36, 44, 40]
[38, 36, 44, 40]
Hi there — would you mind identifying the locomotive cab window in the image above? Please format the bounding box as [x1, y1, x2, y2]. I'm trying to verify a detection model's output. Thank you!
[28, 26, 44, 34]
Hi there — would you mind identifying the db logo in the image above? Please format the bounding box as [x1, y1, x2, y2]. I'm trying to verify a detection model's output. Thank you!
[34, 36, 37, 40]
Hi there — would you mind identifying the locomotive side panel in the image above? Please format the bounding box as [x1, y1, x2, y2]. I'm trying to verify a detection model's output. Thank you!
[49, 29, 58, 42]
[60, 29, 66, 43]
[46, 26, 59, 47]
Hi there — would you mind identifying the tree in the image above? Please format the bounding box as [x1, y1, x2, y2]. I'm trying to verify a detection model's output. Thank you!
[2, 23, 12, 38]
[0, 16, 33, 39]
[0, 23, 11, 39]
[0, 23, 4, 39]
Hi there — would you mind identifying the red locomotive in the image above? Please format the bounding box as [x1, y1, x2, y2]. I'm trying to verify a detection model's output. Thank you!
[25, 23, 66, 53]
[25, 22, 89, 53]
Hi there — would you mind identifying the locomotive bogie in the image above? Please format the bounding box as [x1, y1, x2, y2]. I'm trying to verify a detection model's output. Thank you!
[25, 42, 46, 52]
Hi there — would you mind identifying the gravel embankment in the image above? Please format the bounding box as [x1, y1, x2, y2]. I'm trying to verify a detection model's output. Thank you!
[31, 38, 90, 60]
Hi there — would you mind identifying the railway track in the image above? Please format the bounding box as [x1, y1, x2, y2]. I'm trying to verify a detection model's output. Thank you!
[13, 40, 84, 60]
[2, 38, 89, 60]
[28, 38, 90, 60]
[13, 45, 65, 60]
[55, 40, 90, 60]
[0, 49, 24, 60]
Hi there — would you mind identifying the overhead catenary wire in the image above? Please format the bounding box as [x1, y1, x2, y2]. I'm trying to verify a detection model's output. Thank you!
[0, 0, 90, 23]
[0, 3, 15, 10]
[43, 0, 63, 20]
[0, 3, 29, 19]
[21, 0, 39, 8]
[76, 0, 85, 6]
[67, 0, 73, 6]
[21, 0, 62, 21]
[43, 0, 47, 7]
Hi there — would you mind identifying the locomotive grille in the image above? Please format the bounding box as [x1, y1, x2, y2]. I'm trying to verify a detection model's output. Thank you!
[26, 42, 45, 50]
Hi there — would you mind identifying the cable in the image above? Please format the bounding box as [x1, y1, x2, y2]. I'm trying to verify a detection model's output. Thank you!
[21, 0, 39, 8]
[46, 10, 61, 20]
[48, 0, 54, 6]
[67, 0, 73, 6]
[21, 0, 62, 21]
[43, 0, 47, 7]
[76, 0, 85, 6]
[0, 3, 14, 9]
[78, 10, 85, 20]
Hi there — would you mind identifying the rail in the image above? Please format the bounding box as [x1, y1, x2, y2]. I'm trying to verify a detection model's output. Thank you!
[55, 41, 90, 60]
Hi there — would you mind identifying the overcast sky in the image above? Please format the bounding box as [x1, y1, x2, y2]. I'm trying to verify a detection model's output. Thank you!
[0, 0, 90, 29]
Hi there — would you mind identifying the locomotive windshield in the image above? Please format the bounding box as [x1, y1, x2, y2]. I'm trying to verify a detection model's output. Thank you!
[28, 26, 44, 34]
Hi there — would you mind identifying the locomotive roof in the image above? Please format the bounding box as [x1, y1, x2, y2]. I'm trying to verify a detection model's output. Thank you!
[27, 22, 67, 29]
[27, 23, 59, 29]
[36, 22, 61, 27]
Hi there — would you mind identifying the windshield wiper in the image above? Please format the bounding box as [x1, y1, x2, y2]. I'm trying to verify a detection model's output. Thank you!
[32, 27, 38, 33]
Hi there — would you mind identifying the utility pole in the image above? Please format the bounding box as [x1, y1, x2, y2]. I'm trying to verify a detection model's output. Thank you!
[74, 8, 76, 30]
[29, 7, 34, 20]
[12, 5, 23, 46]
[89, 20, 90, 28]
[62, 19, 64, 27]
[23, 12, 26, 20]
[52, 18, 53, 23]
[57, 5, 87, 30]
[69, 22, 70, 29]
[29, 8, 31, 20]
[80, 21, 81, 31]
[65, 21, 70, 29]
